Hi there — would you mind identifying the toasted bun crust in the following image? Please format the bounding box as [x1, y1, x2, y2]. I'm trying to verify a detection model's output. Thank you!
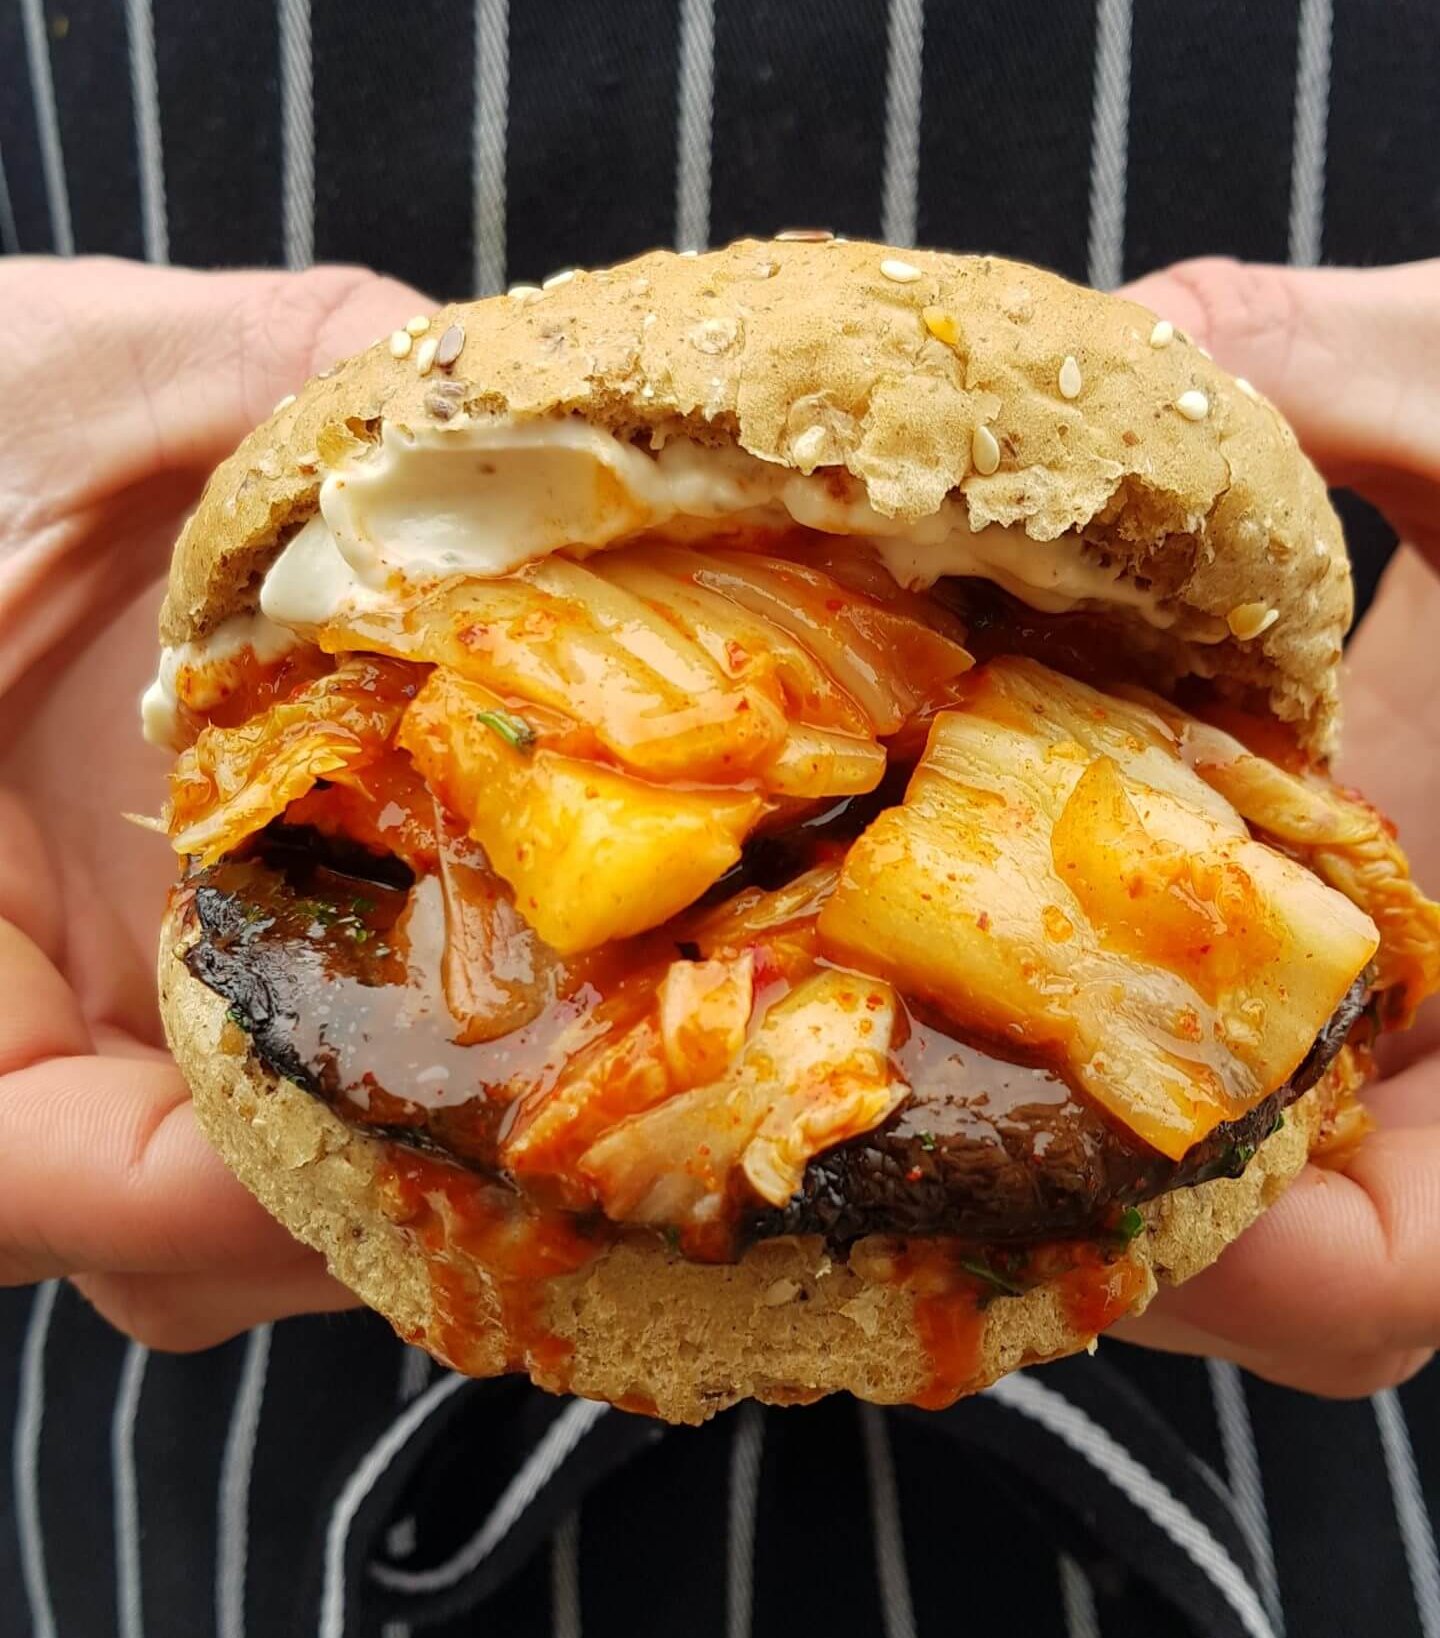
[161, 239, 1349, 751]
[161, 918, 1349, 1424]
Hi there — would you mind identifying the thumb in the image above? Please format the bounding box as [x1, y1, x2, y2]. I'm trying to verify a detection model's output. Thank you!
[1120, 257, 1440, 559]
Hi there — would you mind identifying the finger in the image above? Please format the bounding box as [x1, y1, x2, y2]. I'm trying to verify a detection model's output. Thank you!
[1357, 1051, 1440, 1130]
[1130, 1134, 1440, 1365]
[1119, 257, 1440, 556]
[1, 257, 429, 503]
[0, 790, 66, 964]
[1114, 1310, 1432, 1399]
[0, 263, 432, 693]
[72, 1255, 358, 1354]
[57, 848, 163, 1050]
[0, 1043, 307, 1284]
[1336, 547, 1440, 1073]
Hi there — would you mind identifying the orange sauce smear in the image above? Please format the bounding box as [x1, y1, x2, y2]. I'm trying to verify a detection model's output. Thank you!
[378, 1147, 612, 1387]
[173, 645, 334, 744]
[866, 1238, 1149, 1409]
[1054, 1246, 1151, 1335]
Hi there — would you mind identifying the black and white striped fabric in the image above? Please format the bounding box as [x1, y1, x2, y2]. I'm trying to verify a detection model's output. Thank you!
[3, 3, 1439, 1634]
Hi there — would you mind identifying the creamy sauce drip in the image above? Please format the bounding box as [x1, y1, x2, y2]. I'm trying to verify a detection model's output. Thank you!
[145, 417, 1225, 744]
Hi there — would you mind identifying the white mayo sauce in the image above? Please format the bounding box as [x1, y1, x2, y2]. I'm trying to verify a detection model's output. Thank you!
[144, 416, 1211, 746]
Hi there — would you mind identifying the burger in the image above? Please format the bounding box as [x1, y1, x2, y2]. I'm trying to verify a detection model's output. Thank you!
[145, 238, 1440, 1424]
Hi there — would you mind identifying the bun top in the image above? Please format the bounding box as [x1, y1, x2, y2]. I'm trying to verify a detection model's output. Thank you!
[161, 237, 1351, 751]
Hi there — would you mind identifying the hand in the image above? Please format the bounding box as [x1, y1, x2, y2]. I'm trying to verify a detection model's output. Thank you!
[0, 256, 427, 1348]
[1117, 256, 1440, 1395]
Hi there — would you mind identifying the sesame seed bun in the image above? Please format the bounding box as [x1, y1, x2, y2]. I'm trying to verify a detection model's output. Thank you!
[160, 238, 1350, 752]
[160, 916, 1355, 1424]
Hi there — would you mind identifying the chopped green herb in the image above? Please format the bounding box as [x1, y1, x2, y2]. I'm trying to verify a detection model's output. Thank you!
[476, 708, 536, 750]
[1269, 1111, 1287, 1136]
[918, 1131, 937, 1153]
[350, 895, 376, 915]
[1230, 1140, 1257, 1172]
[661, 1226, 682, 1251]
[957, 1256, 1026, 1297]
[226, 1005, 248, 1030]
[1116, 1206, 1145, 1243]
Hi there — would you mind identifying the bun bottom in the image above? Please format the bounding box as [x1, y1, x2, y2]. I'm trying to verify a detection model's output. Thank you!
[160, 915, 1351, 1424]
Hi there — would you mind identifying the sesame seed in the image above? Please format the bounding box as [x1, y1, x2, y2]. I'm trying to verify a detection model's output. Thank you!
[922, 306, 960, 347]
[405, 315, 431, 336]
[679, 249, 699, 258]
[1227, 602, 1280, 640]
[425, 381, 466, 420]
[1149, 319, 1174, 348]
[880, 257, 922, 284]
[542, 269, 576, 289]
[629, 277, 651, 295]
[434, 324, 465, 368]
[791, 425, 828, 468]
[972, 423, 1001, 476]
[1174, 389, 1210, 421]
[414, 336, 440, 376]
[688, 317, 739, 354]
[1197, 345, 1213, 360]
[1314, 540, 1329, 557]
[389, 329, 413, 359]
[508, 283, 541, 299]
[1236, 376, 1259, 400]
[642, 312, 658, 329]
[775, 228, 833, 242]
[1058, 355, 1083, 399]
[271, 393, 296, 414]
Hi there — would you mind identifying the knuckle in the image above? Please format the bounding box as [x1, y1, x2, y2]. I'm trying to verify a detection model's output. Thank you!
[243, 267, 366, 374]
[239, 265, 419, 407]
[1164, 256, 1302, 370]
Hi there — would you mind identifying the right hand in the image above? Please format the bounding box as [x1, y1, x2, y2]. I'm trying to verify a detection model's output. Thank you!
[0, 256, 428, 1349]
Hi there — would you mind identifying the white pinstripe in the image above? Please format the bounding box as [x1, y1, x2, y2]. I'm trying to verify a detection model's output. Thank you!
[551, 1508, 582, 1638]
[859, 1405, 918, 1638]
[1058, 1551, 1101, 1638]
[1208, 1360, 1284, 1635]
[674, 0, 715, 252]
[1288, 0, 1332, 267]
[397, 1344, 431, 1405]
[19, 0, 73, 254]
[379, 1346, 433, 1638]
[1087, 0, 1132, 290]
[15, 1281, 59, 1638]
[1375, 1389, 1440, 1638]
[322, 1372, 469, 1638]
[278, 0, 314, 268]
[879, 0, 925, 248]
[217, 1325, 273, 1638]
[112, 1343, 150, 1638]
[989, 1374, 1277, 1638]
[372, 1395, 606, 1594]
[472, 0, 509, 295]
[0, 141, 19, 254]
[125, 0, 168, 262]
[726, 1403, 764, 1638]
